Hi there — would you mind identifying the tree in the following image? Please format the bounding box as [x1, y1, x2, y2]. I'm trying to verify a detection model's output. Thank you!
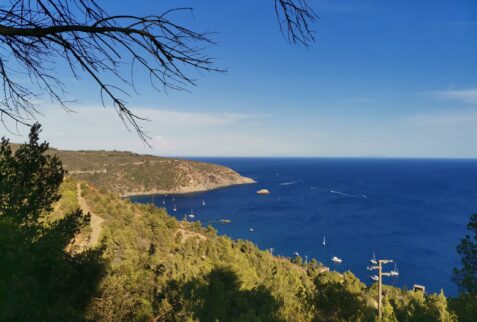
[0, 122, 63, 229]
[449, 213, 477, 321]
[0, 0, 316, 143]
[453, 214, 477, 295]
[0, 123, 104, 321]
[162, 267, 284, 322]
[307, 271, 368, 322]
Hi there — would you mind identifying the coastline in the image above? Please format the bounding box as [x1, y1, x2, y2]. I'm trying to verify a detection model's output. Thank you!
[121, 177, 256, 198]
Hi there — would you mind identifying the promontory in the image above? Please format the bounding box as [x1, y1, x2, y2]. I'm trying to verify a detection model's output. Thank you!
[30, 147, 255, 196]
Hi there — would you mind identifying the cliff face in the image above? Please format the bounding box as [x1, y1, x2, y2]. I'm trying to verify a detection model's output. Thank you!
[47, 149, 255, 196]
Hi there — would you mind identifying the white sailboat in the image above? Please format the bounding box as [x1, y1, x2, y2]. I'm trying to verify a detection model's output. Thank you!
[173, 204, 177, 212]
[162, 198, 165, 205]
[202, 199, 206, 206]
[331, 256, 342, 263]
[390, 263, 399, 276]
[188, 208, 195, 218]
[369, 251, 377, 265]
[322, 236, 326, 247]
[370, 275, 379, 281]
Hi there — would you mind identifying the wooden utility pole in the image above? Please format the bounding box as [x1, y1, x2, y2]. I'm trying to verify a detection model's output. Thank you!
[368, 259, 393, 319]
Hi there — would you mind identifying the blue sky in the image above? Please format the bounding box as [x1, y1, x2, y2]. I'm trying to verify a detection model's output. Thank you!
[2, 0, 477, 157]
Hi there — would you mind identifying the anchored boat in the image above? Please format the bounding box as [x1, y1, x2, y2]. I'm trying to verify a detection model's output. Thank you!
[331, 256, 342, 263]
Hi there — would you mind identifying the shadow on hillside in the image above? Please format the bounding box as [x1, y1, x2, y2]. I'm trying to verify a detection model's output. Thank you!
[160, 267, 284, 322]
[0, 210, 105, 321]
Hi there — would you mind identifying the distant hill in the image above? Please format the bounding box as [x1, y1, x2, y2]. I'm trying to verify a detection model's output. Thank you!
[10, 144, 255, 196]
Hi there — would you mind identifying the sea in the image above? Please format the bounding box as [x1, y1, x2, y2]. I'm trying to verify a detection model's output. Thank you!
[130, 157, 477, 296]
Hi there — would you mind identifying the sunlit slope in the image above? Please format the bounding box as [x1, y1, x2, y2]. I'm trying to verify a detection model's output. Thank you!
[9, 144, 254, 196]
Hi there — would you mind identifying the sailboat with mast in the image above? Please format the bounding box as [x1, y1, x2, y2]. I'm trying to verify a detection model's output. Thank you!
[202, 199, 206, 206]
[390, 262, 399, 276]
[369, 251, 377, 265]
[322, 236, 326, 247]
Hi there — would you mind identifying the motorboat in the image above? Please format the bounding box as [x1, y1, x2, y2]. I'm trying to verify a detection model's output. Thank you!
[331, 256, 342, 263]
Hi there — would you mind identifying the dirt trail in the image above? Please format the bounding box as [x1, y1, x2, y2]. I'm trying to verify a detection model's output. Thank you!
[175, 227, 207, 243]
[77, 183, 104, 247]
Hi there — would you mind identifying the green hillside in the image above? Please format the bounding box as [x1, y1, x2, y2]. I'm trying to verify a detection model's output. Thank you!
[63, 179, 455, 321]
[1, 134, 462, 321]
[10, 144, 255, 196]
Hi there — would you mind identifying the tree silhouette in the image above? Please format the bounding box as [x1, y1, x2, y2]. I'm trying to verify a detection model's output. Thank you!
[161, 267, 284, 322]
[0, 123, 104, 321]
[0, 0, 316, 143]
[453, 214, 477, 295]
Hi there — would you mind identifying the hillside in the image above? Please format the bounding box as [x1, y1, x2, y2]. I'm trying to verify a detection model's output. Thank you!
[55, 179, 456, 321]
[10, 144, 255, 196]
[1, 137, 460, 321]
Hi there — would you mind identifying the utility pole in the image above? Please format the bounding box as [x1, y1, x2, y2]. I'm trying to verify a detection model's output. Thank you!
[368, 259, 393, 319]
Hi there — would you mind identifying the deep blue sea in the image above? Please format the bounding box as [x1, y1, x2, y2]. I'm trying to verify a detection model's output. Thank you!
[130, 158, 477, 296]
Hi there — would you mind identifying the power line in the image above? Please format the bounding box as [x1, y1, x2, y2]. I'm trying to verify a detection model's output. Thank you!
[367, 259, 393, 319]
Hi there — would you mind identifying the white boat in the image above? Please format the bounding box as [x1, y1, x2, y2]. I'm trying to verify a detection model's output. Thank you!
[172, 197, 175, 202]
[188, 214, 195, 218]
[294, 252, 300, 257]
[370, 275, 379, 281]
[331, 256, 342, 263]
[322, 236, 326, 247]
[173, 204, 177, 212]
[369, 251, 377, 265]
[249, 228, 254, 232]
[390, 263, 399, 276]
[202, 199, 206, 206]
[162, 198, 165, 205]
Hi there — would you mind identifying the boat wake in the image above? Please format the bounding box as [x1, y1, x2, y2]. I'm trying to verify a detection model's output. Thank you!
[310, 186, 324, 190]
[330, 190, 367, 199]
[280, 180, 299, 186]
[311, 186, 367, 199]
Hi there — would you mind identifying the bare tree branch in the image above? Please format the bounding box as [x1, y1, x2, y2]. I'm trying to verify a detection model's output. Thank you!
[275, 0, 317, 46]
[0, 0, 316, 144]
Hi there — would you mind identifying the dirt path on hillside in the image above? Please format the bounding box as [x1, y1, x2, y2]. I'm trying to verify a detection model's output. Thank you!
[77, 183, 104, 247]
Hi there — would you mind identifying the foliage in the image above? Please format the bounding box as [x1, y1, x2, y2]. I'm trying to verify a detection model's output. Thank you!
[162, 268, 284, 322]
[305, 271, 370, 322]
[0, 129, 462, 321]
[449, 213, 477, 321]
[0, 124, 63, 229]
[453, 213, 477, 295]
[0, 124, 104, 321]
[388, 289, 456, 322]
[5, 145, 252, 197]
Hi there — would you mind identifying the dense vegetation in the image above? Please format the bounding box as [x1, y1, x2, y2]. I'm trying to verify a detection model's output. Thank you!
[449, 214, 477, 322]
[58, 149, 253, 196]
[8, 144, 253, 197]
[0, 125, 104, 321]
[1, 126, 473, 321]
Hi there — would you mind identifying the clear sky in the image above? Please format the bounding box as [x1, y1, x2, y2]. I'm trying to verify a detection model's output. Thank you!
[2, 0, 477, 157]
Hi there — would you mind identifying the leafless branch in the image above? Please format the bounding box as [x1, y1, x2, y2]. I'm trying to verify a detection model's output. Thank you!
[0, 0, 316, 144]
